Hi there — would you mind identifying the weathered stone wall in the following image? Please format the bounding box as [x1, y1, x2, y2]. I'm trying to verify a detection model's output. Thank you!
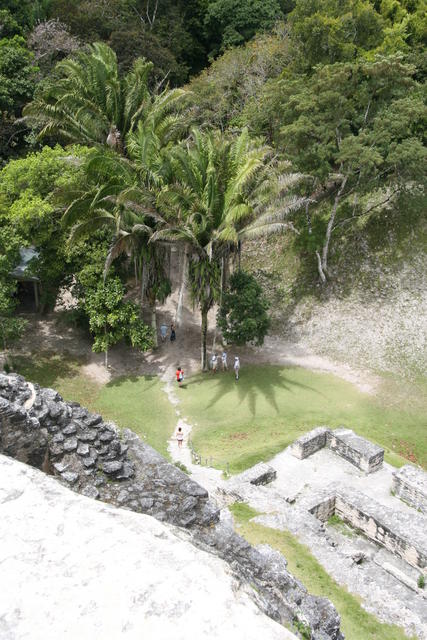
[392, 465, 427, 514]
[308, 495, 336, 522]
[290, 426, 384, 474]
[0, 373, 343, 640]
[309, 487, 427, 572]
[230, 462, 277, 486]
[0, 374, 217, 528]
[291, 427, 329, 460]
[326, 429, 384, 473]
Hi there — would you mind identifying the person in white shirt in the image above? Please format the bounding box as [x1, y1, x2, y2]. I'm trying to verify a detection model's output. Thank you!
[221, 351, 228, 371]
[234, 356, 240, 380]
[211, 353, 218, 373]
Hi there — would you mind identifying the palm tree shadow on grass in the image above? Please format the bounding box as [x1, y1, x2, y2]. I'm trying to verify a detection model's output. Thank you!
[188, 366, 320, 418]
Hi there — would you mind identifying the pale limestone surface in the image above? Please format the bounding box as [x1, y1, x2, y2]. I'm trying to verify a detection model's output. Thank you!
[0, 455, 296, 640]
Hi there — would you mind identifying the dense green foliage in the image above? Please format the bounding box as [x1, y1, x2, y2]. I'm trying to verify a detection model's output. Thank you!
[1, 0, 426, 369]
[218, 271, 270, 346]
[0, 145, 91, 309]
[84, 277, 154, 364]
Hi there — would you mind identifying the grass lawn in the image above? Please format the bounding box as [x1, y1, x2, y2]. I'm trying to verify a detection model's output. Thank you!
[179, 365, 427, 473]
[12, 354, 176, 459]
[230, 503, 416, 640]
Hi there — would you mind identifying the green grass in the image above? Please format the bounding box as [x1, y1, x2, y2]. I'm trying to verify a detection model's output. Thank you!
[12, 354, 176, 459]
[230, 503, 416, 640]
[179, 365, 427, 473]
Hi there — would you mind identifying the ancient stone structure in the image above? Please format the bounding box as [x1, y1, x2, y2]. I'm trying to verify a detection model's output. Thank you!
[0, 454, 298, 640]
[291, 427, 329, 459]
[291, 426, 384, 474]
[309, 487, 427, 572]
[231, 462, 277, 486]
[327, 429, 384, 474]
[392, 465, 427, 514]
[0, 374, 343, 640]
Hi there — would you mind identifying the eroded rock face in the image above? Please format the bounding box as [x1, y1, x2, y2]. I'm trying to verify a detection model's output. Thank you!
[0, 455, 297, 640]
[0, 374, 343, 640]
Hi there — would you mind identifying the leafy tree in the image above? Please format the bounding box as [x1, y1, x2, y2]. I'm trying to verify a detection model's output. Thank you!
[0, 226, 26, 357]
[1, 0, 49, 29]
[24, 42, 186, 154]
[186, 27, 290, 130]
[84, 277, 154, 366]
[205, 0, 283, 55]
[154, 128, 286, 370]
[248, 55, 427, 281]
[0, 145, 92, 309]
[218, 270, 270, 346]
[60, 80, 187, 343]
[0, 35, 37, 163]
[288, 0, 384, 71]
[0, 10, 23, 38]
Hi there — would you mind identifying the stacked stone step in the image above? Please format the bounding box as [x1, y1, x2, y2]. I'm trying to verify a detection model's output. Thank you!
[290, 426, 384, 474]
[392, 465, 427, 514]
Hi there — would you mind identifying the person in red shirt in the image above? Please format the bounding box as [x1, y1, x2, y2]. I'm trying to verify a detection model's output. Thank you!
[176, 366, 184, 387]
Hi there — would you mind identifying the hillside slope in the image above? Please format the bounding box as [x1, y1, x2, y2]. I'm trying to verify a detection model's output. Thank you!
[243, 211, 427, 379]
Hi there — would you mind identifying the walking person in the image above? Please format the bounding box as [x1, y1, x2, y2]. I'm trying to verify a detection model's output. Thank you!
[211, 353, 218, 373]
[176, 366, 184, 387]
[234, 356, 240, 380]
[170, 323, 176, 342]
[221, 351, 228, 371]
[160, 323, 168, 342]
[177, 426, 184, 448]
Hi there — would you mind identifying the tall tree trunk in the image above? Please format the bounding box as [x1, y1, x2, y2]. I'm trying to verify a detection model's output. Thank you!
[318, 174, 348, 282]
[141, 258, 147, 306]
[212, 255, 226, 353]
[104, 324, 108, 367]
[151, 304, 158, 348]
[134, 257, 138, 285]
[176, 245, 188, 327]
[201, 306, 208, 372]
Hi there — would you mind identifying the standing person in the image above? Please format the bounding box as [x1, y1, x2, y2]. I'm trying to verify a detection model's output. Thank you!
[177, 426, 184, 448]
[221, 351, 228, 371]
[211, 353, 218, 373]
[176, 366, 184, 387]
[170, 323, 176, 342]
[234, 356, 240, 380]
[160, 323, 168, 342]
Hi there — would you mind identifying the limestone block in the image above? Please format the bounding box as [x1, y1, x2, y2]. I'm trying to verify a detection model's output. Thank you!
[290, 427, 330, 459]
[232, 462, 277, 486]
[327, 428, 384, 473]
[392, 465, 427, 513]
[0, 455, 297, 640]
[309, 485, 427, 572]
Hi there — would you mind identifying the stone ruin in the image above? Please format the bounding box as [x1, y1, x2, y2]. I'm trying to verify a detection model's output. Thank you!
[308, 486, 427, 572]
[291, 426, 384, 474]
[219, 427, 427, 638]
[0, 373, 343, 640]
[392, 464, 427, 513]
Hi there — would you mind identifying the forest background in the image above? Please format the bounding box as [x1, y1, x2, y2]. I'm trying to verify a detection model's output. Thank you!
[0, 0, 425, 376]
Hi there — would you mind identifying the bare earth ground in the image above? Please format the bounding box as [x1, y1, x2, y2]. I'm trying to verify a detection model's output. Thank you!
[13, 285, 380, 394]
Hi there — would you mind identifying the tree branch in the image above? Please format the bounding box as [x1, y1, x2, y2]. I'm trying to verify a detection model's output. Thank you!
[332, 187, 401, 231]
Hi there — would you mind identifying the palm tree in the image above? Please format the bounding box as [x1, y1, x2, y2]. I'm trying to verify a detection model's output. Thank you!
[24, 42, 186, 155]
[62, 151, 171, 348]
[151, 128, 271, 370]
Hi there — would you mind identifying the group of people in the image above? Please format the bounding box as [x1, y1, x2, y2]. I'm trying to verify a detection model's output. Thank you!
[211, 352, 240, 380]
[160, 323, 176, 343]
